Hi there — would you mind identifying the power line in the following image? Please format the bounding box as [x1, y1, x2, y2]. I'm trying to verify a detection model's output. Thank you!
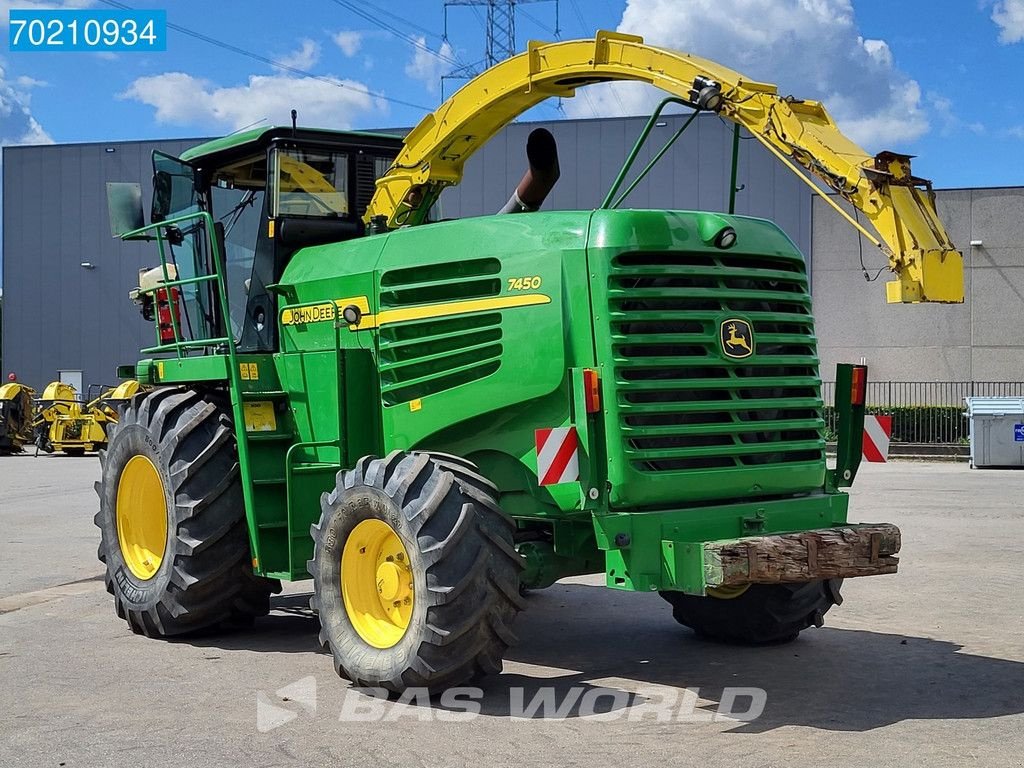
[441, 0, 559, 97]
[517, 4, 560, 36]
[97, 0, 431, 111]
[444, 0, 558, 67]
[329, 0, 462, 68]
[468, 4, 487, 31]
[567, 0, 618, 119]
[516, 3, 565, 118]
[350, 0, 444, 41]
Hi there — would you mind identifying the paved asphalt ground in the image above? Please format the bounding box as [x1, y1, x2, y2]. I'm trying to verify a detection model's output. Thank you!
[2, 455, 1023, 767]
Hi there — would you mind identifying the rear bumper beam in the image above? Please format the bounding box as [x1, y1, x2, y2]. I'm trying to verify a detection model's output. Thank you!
[686, 523, 901, 594]
[593, 496, 898, 595]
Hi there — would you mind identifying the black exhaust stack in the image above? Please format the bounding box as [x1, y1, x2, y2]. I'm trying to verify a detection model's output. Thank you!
[497, 128, 560, 214]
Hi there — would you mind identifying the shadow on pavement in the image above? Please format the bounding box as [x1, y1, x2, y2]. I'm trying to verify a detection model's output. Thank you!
[179, 592, 322, 654]
[186, 583, 1024, 731]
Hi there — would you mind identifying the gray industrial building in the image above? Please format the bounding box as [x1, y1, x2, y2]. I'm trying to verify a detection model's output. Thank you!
[1, 113, 1021, 394]
[2, 136, 200, 394]
[813, 187, 1024, 381]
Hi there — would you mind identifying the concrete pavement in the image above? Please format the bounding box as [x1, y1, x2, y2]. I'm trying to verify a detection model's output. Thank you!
[2, 456, 1023, 767]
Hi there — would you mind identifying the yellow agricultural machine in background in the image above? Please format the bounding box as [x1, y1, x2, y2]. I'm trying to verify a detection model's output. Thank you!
[0, 381, 36, 453]
[33, 380, 140, 455]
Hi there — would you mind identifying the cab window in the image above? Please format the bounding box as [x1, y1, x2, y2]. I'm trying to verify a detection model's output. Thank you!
[210, 154, 267, 340]
[271, 147, 349, 218]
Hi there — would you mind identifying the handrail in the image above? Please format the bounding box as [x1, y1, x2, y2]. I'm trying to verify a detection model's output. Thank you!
[602, 96, 701, 209]
[121, 210, 229, 356]
[284, 439, 342, 574]
[119, 207, 265, 569]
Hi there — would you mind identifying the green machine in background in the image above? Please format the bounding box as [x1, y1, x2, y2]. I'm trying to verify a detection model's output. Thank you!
[94, 35, 955, 693]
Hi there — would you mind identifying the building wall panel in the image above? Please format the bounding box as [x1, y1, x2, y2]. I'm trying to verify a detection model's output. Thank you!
[2, 118, 810, 391]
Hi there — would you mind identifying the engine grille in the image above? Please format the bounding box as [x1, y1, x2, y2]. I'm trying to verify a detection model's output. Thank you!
[377, 257, 504, 406]
[607, 250, 824, 479]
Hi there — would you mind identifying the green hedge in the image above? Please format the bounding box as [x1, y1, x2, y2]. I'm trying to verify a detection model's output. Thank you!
[823, 405, 968, 445]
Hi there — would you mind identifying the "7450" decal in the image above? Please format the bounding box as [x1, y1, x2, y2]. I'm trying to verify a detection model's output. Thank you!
[507, 276, 542, 291]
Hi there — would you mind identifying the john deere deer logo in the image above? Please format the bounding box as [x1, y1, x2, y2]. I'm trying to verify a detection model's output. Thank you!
[720, 319, 754, 359]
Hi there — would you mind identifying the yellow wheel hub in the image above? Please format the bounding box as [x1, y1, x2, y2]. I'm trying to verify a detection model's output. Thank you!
[341, 519, 414, 649]
[707, 584, 750, 600]
[115, 455, 168, 581]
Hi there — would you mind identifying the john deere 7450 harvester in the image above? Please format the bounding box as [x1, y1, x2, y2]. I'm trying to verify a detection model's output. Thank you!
[98, 33, 962, 691]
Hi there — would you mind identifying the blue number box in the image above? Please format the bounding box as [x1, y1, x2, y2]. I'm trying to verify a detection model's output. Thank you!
[9, 9, 167, 51]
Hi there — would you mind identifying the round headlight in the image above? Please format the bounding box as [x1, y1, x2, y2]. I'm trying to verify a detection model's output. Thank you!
[698, 86, 723, 111]
[715, 227, 737, 249]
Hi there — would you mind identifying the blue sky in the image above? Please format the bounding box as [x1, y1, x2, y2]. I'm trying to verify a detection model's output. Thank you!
[1, 0, 1023, 189]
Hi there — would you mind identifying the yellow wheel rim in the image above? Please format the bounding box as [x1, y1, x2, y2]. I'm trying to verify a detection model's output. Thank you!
[707, 584, 750, 600]
[341, 519, 414, 649]
[115, 455, 168, 581]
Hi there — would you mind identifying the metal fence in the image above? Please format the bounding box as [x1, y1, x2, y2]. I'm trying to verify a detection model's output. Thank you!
[821, 381, 1024, 445]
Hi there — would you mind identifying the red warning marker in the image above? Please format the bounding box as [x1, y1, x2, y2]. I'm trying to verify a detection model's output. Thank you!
[535, 427, 580, 486]
[863, 414, 892, 462]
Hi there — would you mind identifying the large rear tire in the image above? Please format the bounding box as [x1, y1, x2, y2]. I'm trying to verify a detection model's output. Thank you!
[659, 580, 842, 644]
[309, 451, 524, 692]
[94, 388, 279, 636]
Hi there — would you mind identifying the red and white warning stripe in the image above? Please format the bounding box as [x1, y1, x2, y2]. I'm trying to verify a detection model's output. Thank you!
[535, 427, 580, 486]
[862, 414, 892, 463]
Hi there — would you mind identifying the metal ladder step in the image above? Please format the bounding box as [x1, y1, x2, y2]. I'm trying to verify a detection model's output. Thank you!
[246, 432, 293, 443]
[241, 390, 288, 400]
[292, 462, 338, 474]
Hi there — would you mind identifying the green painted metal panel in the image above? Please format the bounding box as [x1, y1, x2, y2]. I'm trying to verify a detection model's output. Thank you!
[586, 209, 826, 509]
[372, 215, 583, 450]
[128, 190, 863, 589]
[596, 491, 850, 594]
[275, 212, 597, 523]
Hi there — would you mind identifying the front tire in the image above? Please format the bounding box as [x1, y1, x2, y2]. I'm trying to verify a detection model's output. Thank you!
[94, 388, 278, 636]
[308, 451, 524, 692]
[660, 580, 842, 644]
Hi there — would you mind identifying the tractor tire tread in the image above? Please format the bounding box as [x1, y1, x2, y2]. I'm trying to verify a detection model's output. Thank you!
[309, 451, 524, 692]
[95, 388, 279, 637]
[659, 580, 841, 645]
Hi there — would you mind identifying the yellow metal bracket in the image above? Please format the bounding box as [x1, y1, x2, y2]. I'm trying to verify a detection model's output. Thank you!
[367, 31, 963, 304]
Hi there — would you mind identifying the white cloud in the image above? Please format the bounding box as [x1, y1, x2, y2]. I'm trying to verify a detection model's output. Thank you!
[0, 0, 93, 23]
[1006, 126, 1024, 140]
[929, 92, 985, 137]
[404, 36, 455, 93]
[120, 72, 386, 131]
[564, 0, 928, 149]
[0, 66, 52, 145]
[14, 75, 46, 89]
[275, 39, 320, 71]
[993, 0, 1024, 43]
[333, 30, 363, 57]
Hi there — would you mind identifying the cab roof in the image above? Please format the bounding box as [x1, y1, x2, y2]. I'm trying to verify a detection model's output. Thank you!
[179, 125, 404, 163]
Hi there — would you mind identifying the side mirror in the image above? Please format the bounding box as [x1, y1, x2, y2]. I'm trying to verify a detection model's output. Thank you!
[151, 169, 173, 223]
[106, 182, 145, 237]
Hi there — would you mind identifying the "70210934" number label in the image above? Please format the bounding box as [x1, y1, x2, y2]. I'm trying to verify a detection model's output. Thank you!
[9, 9, 166, 52]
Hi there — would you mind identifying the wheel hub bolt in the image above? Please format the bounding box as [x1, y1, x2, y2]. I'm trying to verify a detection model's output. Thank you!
[376, 561, 411, 602]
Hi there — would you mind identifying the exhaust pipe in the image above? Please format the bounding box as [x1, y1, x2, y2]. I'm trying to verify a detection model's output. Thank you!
[497, 128, 560, 214]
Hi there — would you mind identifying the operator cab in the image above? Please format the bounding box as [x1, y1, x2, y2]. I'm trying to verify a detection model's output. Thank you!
[138, 127, 403, 353]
